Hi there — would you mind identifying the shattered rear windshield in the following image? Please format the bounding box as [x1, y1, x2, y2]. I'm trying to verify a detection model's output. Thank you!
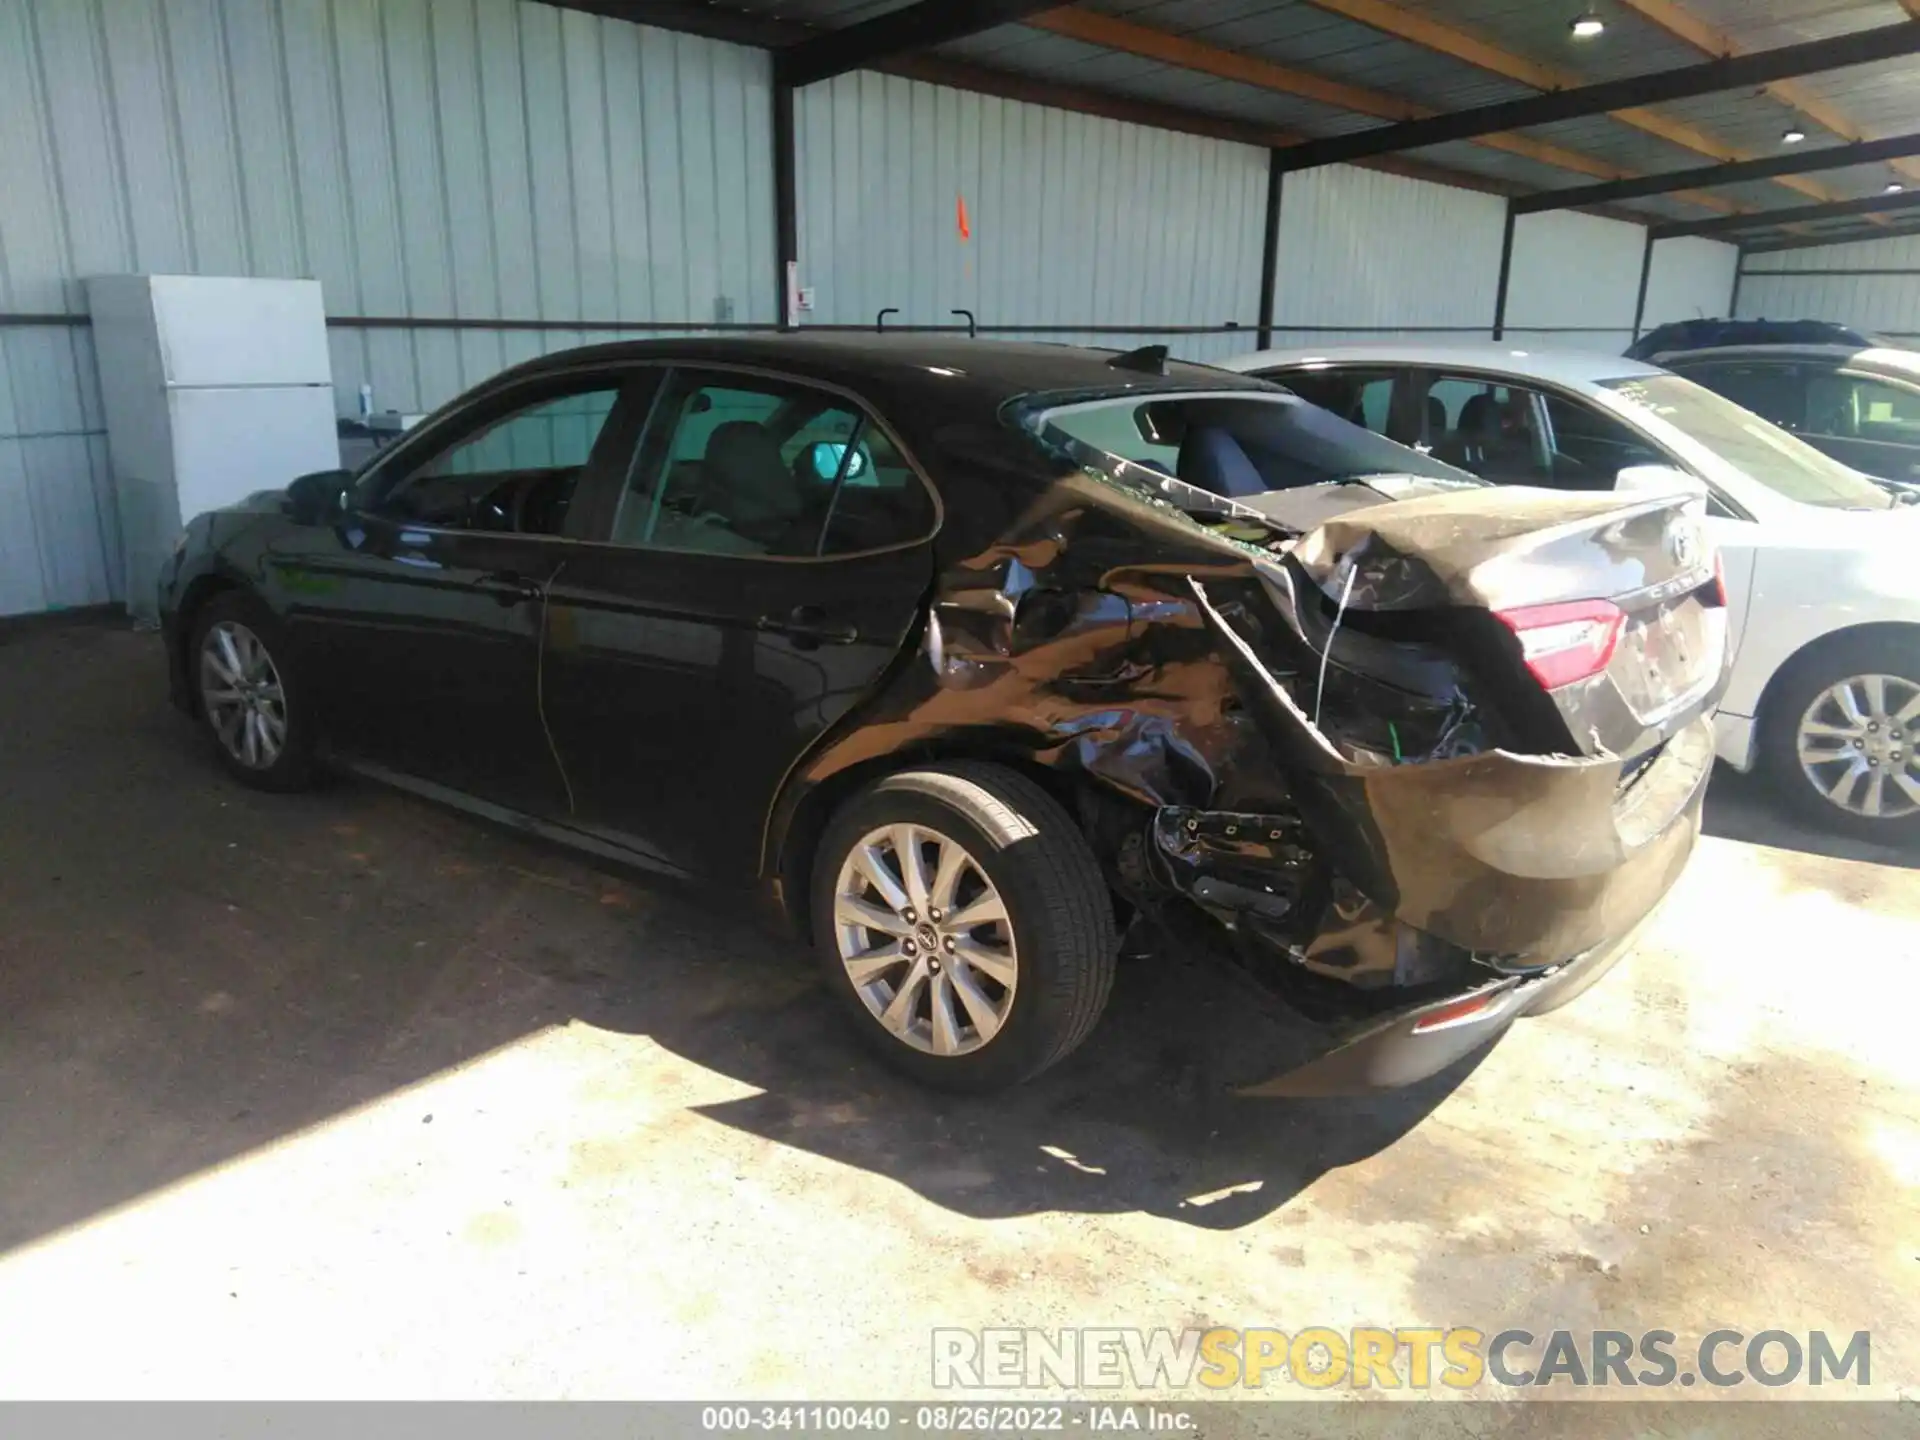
[1019, 390, 1482, 534]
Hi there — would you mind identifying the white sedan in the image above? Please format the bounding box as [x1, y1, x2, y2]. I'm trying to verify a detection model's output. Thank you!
[1220, 342, 1920, 842]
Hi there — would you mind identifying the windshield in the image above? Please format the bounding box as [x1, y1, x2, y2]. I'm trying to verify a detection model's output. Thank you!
[1600, 372, 1893, 511]
[1032, 390, 1481, 504]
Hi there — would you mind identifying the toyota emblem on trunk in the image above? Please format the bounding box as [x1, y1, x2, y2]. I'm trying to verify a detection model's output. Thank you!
[1670, 527, 1698, 567]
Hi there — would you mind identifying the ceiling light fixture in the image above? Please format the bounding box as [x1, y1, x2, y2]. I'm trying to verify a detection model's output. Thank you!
[1569, 11, 1605, 38]
[1781, 128, 1807, 144]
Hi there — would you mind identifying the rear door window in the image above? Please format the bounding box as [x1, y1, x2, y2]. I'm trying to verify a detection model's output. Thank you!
[1419, 374, 1549, 485]
[1539, 393, 1671, 489]
[607, 370, 933, 558]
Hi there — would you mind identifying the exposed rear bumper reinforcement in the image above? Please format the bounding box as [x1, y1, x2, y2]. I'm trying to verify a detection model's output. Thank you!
[1237, 876, 1672, 1097]
[1192, 575, 1717, 965]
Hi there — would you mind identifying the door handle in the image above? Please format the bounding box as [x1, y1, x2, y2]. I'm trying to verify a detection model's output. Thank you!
[759, 604, 859, 648]
[479, 571, 544, 606]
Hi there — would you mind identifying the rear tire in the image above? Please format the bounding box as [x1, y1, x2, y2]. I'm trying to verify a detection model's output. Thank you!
[1758, 632, 1920, 845]
[810, 763, 1117, 1092]
[189, 591, 317, 793]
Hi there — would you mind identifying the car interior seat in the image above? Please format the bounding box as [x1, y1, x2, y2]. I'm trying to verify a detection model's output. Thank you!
[681, 421, 807, 551]
[703, 423, 794, 512]
[1176, 426, 1267, 499]
[1434, 392, 1496, 469]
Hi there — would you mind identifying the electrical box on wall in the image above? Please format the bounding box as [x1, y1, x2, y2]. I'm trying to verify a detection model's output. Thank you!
[86, 276, 341, 625]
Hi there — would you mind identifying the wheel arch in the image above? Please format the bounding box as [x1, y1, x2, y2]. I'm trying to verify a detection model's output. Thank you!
[171, 571, 248, 716]
[767, 740, 1114, 943]
[1753, 619, 1920, 742]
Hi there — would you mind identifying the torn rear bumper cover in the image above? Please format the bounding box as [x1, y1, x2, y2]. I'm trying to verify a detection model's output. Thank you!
[1163, 747, 1706, 1095]
[1236, 899, 1662, 1097]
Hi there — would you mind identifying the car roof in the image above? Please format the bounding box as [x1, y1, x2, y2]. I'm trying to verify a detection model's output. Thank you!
[499, 333, 1277, 410]
[1216, 341, 1664, 388]
[1653, 342, 1920, 375]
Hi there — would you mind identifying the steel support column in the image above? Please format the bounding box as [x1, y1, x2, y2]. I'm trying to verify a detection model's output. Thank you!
[1492, 201, 1517, 341]
[1257, 153, 1284, 350]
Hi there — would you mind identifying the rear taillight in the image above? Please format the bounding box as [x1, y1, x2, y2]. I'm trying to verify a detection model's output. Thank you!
[1710, 552, 1728, 608]
[1496, 599, 1625, 691]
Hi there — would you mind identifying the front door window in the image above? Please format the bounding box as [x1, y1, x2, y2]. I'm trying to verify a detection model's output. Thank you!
[365, 381, 626, 536]
[1804, 371, 1920, 448]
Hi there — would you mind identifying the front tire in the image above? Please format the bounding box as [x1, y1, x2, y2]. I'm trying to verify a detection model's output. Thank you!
[189, 591, 317, 793]
[1759, 632, 1920, 844]
[810, 763, 1117, 1092]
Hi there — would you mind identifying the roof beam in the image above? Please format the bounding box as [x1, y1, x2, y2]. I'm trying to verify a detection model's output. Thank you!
[1028, 7, 1742, 212]
[1653, 188, 1920, 240]
[878, 53, 1294, 151]
[1266, 20, 1920, 174]
[775, 0, 1061, 89]
[880, 52, 1560, 202]
[562, 6, 1648, 211]
[1295, 0, 1853, 208]
[557, 1, 804, 47]
[1742, 218, 1920, 255]
[1617, 0, 1920, 191]
[1514, 133, 1920, 214]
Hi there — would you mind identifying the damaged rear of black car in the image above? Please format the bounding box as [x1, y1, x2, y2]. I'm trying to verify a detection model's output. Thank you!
[773, 353, 1728, 1095]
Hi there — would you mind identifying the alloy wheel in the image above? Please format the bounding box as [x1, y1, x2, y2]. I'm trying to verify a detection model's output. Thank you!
[1796, 672, 1920, 821]
[199, 620, 288, 771]
[832, 823, 1018, 1057]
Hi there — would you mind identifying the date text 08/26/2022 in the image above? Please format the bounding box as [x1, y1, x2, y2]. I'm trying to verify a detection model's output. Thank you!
[701, 1406, 1189, 1432]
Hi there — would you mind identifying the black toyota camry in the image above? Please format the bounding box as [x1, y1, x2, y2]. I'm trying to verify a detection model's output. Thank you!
[158, 336, 1729, 1094]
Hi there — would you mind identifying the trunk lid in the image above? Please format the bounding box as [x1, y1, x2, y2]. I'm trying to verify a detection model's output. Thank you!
[1187, 482, 1727, 964]
[1243, 483, 1727, 760]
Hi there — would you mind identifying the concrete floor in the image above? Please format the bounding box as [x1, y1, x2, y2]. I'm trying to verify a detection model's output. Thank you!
[2, 617, 1917, 1414]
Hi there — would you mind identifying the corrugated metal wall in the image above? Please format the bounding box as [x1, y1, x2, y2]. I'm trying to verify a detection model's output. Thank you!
[0, 0, 773, 617]
[1643, 236, 1738, 332]
[1505, 210, 1647, 353]
[0, 0, 1757, 619]
[791, 71, 1269, 363]
[1735, 234, 1920, 339]
[1268, 164, 1506, 347]
[1266, 171, 1735, 354]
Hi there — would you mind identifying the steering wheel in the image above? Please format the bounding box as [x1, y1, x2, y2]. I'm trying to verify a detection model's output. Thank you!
[469, 482, 514, 531]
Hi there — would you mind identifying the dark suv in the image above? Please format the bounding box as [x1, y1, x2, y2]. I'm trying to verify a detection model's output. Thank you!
[158, 337, 1728, 1096]
[1625, 317, 1878, 361]
[1648, 341, 1920, 487]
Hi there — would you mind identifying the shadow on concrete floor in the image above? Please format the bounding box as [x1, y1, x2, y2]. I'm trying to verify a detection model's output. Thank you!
[1701, 762, 1919, 871]
[0, 621, 1478, 1257]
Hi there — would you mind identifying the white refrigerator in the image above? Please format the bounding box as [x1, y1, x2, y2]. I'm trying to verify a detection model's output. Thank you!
[87, 275, 341, 624]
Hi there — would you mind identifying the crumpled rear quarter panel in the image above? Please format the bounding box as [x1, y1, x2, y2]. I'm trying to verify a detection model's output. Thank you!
[767, 469, 1711, 968]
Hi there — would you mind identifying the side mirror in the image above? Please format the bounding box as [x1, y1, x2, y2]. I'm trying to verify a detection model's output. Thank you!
[285, 468, 354, 525]
[1617, 463, 1709, 502]
[805, 440, 872, 485]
